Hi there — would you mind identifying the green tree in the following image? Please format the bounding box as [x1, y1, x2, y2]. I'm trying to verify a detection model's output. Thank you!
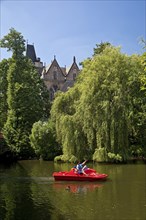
[93, 41, 111, 56]
[80, 41, 111, 67]
[0, 28, 50, 157]
[30, 120, 61, 160]
[140, 52, 146, 90]
[127, 54, 146, 157]
[0, 28, 25, 58]
[139, 39, 146, 91]
[0, 59, 9, 130]
[51, 45, 145, 162]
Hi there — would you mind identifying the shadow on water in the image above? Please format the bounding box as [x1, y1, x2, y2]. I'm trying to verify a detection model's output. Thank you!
[0, 162, 56, 220]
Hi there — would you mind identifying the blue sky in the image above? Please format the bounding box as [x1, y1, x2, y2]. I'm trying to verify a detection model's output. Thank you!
[0, 0, 145, 67]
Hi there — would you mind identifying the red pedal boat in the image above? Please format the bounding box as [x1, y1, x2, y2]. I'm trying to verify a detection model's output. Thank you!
[53, 168, 108, 181]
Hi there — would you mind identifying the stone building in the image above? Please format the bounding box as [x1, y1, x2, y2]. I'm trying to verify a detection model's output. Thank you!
[41, 56, 80, 100]
[26, 44, 80, 100]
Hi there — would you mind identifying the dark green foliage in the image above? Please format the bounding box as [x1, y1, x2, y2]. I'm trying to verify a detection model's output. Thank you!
[0, 28, 51, 157]
[93, 41, 111, 56]
[30, 120, 61, 160]
[0, 59, 9, 130]
[3, 57, 50, 154]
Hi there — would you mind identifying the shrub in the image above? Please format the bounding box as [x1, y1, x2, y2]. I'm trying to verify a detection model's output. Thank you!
[93, 147, 108, 162]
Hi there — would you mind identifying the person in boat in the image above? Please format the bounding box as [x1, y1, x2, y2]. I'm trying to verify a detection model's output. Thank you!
[74, 160, 88, 175]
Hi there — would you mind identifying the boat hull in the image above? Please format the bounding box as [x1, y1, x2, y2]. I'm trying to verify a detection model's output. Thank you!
[53, 170, 108, 182]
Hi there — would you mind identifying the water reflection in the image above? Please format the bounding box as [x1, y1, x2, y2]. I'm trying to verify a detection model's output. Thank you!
[0, 176, 54, 183]
[0, 163, 54, 220]
[53, 182, 103, 194]
[0, 161, 145, 220]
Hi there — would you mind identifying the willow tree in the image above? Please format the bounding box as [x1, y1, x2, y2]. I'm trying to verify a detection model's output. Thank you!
[79, 48, 144, 162]
[132, 51, 146, 157]
[0, 28, 50, 156]
[51, 88, 88, 162]
[51, 45, 144, 162]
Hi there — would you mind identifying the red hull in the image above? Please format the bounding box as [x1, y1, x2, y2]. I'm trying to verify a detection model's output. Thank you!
[53, 169, 108, 182]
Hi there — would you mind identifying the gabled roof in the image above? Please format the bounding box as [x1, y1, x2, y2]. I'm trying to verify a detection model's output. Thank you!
[44, 56, 65, 76]
[45, 64, 52, 72]
[66, 56, 79, 75]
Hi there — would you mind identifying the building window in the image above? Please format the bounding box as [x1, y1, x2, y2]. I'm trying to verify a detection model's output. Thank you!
[53, 85, 58, 92]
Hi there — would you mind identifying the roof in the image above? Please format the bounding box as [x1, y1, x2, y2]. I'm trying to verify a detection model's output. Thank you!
[41, 56, 80, 77]
[65, 57, 79, 75]
[26, 44, 37, 63]
[44, 57, 65, 76]
[45, 64, 52, 72]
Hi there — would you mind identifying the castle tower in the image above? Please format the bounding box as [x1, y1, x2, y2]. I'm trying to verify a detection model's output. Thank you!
[26, 44, 43, 75]
[26, 44, 37, 63]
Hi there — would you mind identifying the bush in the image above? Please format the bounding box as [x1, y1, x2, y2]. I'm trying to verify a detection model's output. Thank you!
[54, 155, 62, 162]
[54, 154, 77, 163]
[108, 152, 123, 163]
[69, 155, 78, 163]
[30, 120, 61, 160]
[93, 147, 108, 162]
[129, 145, 144, 158]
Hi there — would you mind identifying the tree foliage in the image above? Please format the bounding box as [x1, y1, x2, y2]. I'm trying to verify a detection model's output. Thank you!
[51, 45, 146, 162]
[1, 29, 145, 162]
[0, 28, 50, 157]
[30, 120, 61, 160]
[0, 28, 25, 58]
[93, 41, 111, 56]
[0, 59, 9, 130]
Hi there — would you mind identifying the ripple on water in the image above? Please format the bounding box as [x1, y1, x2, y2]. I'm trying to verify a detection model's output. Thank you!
[0, 176, 55, 184]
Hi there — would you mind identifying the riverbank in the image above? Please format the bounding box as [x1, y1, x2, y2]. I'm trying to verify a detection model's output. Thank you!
[0, 153, 146, 165]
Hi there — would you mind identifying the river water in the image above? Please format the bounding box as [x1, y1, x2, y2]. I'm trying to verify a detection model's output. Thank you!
[0, 160, 145, 220]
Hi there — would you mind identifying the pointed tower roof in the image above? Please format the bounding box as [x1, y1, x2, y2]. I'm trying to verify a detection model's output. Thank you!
[26, 44, 37, 63]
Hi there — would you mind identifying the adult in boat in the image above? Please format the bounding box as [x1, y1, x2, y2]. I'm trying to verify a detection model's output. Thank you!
[74, 160, 88, 175]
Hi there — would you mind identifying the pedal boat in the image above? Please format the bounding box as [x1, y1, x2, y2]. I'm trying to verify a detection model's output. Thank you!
[53, 168, 108, 181]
